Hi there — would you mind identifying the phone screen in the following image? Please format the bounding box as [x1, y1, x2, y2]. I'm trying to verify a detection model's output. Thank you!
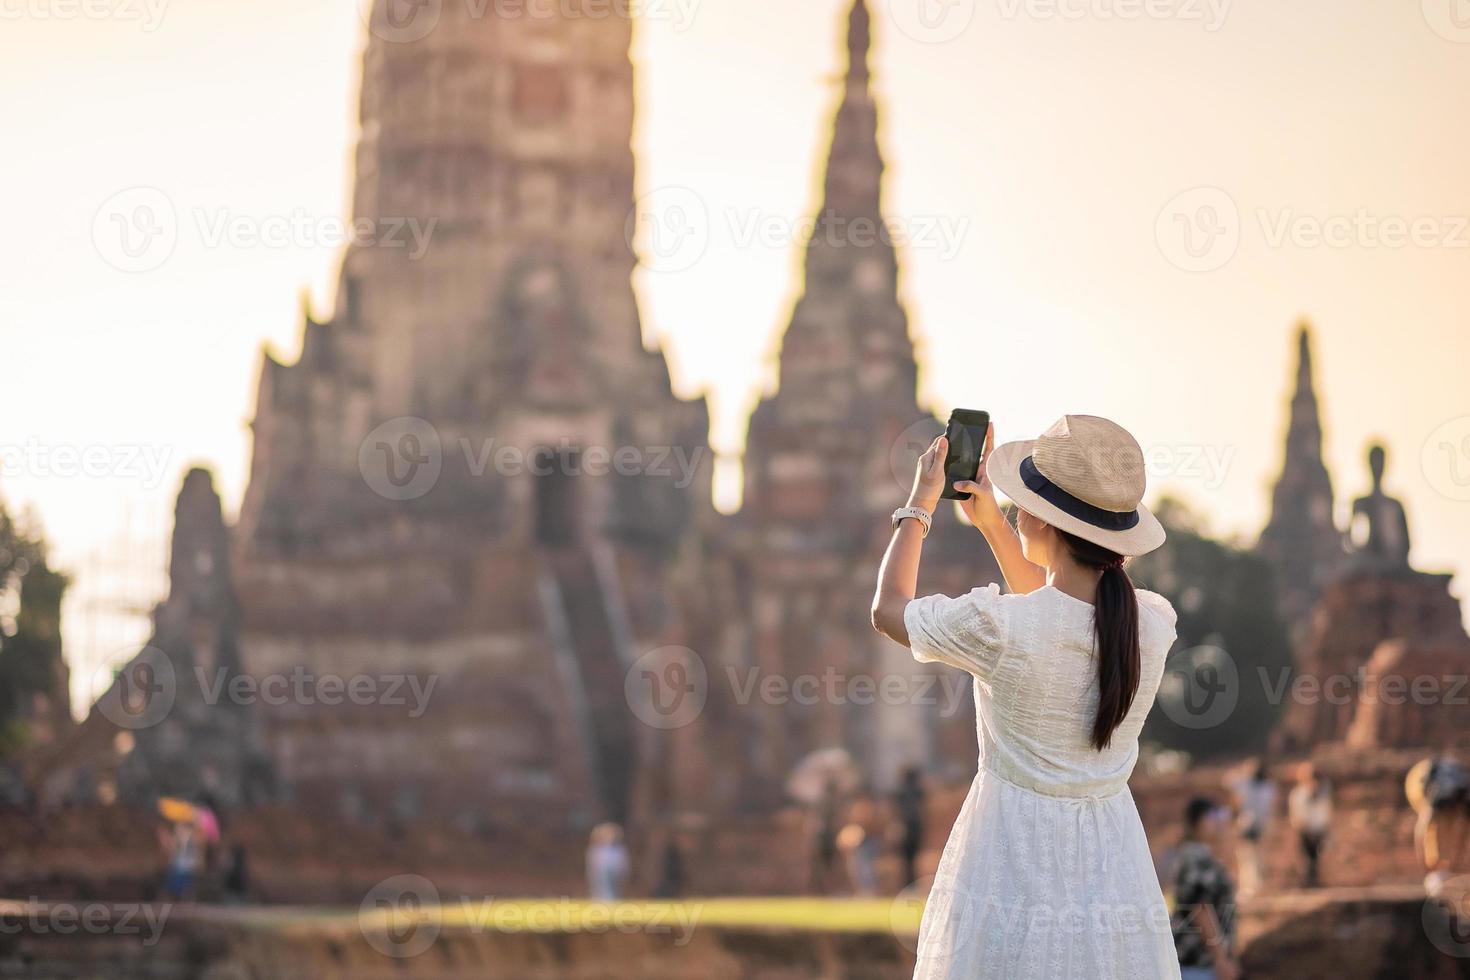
[941, 409, 990, 501]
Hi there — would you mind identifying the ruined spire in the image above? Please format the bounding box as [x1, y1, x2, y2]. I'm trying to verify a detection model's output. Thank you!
[1257, 321, 1344, 627]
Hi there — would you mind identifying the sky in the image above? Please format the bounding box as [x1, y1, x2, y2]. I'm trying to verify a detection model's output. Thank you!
[2, 0, 1469, 713]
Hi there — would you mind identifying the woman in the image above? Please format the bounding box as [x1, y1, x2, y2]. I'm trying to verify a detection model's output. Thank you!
[1286, 763, 1332, 888]
[872, 415, 1181, 979]
[1406, 754, 1470, 896]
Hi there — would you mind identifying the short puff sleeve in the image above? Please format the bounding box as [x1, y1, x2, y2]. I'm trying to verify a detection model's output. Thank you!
[903, 583, 1005, 680]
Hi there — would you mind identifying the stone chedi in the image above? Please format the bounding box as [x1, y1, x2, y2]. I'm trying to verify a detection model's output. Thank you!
[39, 470, 273, 808]
[736, 0, 997, 792]
[1274, 445, 1470, 754]
[1256, 324, 1345, 634]
[231, 0, 726, 830]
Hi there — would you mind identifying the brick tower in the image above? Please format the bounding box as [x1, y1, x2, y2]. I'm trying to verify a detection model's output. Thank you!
[1256, 323, 1345, 633]
[737, 0, 995, 792]
[232, 1, 720, 832]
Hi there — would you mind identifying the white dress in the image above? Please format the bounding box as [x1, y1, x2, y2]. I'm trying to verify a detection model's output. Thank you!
[904, 584, 1182, 980]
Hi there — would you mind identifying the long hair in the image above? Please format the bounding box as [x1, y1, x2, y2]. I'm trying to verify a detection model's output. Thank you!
[1058, 529, 1141, 751]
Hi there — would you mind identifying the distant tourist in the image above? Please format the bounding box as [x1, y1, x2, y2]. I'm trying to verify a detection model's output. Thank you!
[892, 766, 927, 889]
[222, 844, 250, 904]
[1171, 797, 1240, 980]
[871, 416, 1182, 977]
[653, 832, 686, 899]
[1406, 755, 1470, 896]
[809, 778, 843, 895]
[586, 823, 629, 901]
[1287, 763, 1333, 888]
[1228, 759, 1277, 897]
[157, 817, 201, 901]
[839, 788, 885, 896]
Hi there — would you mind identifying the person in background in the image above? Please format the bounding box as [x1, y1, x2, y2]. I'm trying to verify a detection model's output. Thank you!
[1406, 754, 1470, 896]
[157, 817, 201, 901]
[1171, 797, 1241, 980]
[222, 844, 250, 904]
[809, 778, 842, 895]
[586, 823, 630, 901]
[839, 788, 885, 896]
[892, 765, 927, 889]
[1228, 758, 1276, 897]
[653, 830, 686, 899]
[1287, 762, 1333, 888]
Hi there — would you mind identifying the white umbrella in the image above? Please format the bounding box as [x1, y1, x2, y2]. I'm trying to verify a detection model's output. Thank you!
[786, 748, 861, 805]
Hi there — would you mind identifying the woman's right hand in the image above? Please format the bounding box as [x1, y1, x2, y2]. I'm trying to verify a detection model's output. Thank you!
[952, 423, 1003, 530]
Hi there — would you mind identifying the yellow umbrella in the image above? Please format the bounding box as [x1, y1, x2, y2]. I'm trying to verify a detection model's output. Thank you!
[157, 797, 197, 824]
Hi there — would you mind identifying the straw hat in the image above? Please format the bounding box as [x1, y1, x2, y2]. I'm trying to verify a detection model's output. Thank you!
[986, 415, 1166, 558]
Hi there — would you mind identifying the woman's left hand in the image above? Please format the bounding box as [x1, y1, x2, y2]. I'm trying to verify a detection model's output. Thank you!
[909, 435, 947, 511]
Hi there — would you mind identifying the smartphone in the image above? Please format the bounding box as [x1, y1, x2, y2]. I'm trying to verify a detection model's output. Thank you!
[941, 409, 990, 500]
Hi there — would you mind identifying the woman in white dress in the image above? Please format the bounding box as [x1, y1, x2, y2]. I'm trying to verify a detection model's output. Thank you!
[872, 415, 1188, 980]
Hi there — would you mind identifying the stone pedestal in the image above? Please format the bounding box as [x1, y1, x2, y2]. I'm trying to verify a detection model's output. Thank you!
[1273, 569, 1468, 755]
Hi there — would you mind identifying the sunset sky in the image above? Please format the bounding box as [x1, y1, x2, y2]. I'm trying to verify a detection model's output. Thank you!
[3, 0, 1469, 711]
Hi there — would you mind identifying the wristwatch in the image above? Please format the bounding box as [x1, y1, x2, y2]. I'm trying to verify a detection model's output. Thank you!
[891, 505, 932, 538]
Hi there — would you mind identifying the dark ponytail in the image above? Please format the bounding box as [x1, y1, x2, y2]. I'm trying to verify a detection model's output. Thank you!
[1059, 530, 1141, 751]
